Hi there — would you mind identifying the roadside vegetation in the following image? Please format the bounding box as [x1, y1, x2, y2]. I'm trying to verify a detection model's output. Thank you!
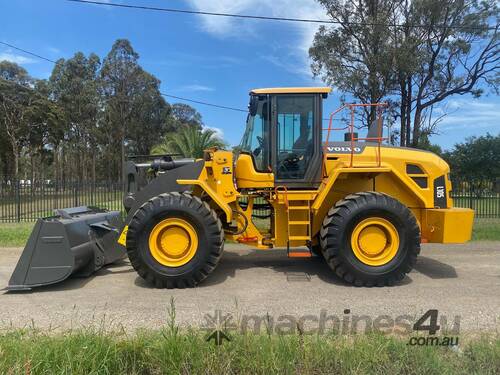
[472, 219, 500, 241]
[0, 222, 33, 247]
[0, 328, 498, 375]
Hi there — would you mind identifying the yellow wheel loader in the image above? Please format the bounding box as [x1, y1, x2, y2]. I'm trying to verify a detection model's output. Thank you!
[8, 87, 474, 290]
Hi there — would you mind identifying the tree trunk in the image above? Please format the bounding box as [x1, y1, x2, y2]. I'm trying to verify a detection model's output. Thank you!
[412, 105, 422, 147]
[120, 104, 126, 186]
[405, 76, 412, 146]
[399, 79, 407, 146]
[13, 147, 19, 181]
[30, 154, 34, 183]
[54, 145, 59, 192]
[4, 117, 20, 180]
[92, 147, 96, 185]
[121, 131, 125, 184]
[61, 147, 65, 191]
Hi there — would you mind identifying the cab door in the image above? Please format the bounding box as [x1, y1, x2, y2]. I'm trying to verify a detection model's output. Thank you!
[271, 94, 323, 188]
[235, 95, 274, 189]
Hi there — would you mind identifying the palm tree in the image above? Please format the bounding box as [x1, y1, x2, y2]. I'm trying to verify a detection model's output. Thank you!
[152, 126, 226, 158]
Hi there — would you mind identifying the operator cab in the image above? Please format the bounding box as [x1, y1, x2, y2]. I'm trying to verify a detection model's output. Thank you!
[237, 87, 331, 189]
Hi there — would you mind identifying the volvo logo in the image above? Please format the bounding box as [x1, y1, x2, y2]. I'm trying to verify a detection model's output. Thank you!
[326, 146, 363, 153]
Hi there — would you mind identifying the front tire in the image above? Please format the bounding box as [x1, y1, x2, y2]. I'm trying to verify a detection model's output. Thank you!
[308, 239, 323, 257]
[126, 192, 224, 288]
[320, 192, 420, 286]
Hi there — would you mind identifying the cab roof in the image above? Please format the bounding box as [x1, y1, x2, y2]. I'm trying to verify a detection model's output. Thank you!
[250, 87, 332, 95]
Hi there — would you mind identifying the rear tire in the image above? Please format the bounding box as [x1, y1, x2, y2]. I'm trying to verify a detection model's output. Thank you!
[126, 192, 224, 288]
[320, 192, 420, 286]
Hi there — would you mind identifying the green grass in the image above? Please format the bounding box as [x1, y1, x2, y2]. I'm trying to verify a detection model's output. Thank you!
[0, 222, 34, 247]
[472, 219, 500, 241]
[0, 328, 498, 375]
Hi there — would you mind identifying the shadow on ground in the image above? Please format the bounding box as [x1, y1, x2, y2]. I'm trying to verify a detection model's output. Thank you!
[133, 249, 351, 289]
[134, 249, 416, 289]
[2, 259, 134, 294]
[414, 256, 458, 279]
[5, 250, 458, 294]
[206, 250, 347, 286]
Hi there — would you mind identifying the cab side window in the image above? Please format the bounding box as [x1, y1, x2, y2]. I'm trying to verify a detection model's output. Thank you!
[240, 98, 270, 171]
[249, 103, 267, 171]
[276, 96, 314, 179]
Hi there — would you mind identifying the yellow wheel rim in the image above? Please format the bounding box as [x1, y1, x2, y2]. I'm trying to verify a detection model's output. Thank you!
[351, 217, 399, 266]
[148, 218, 198, 267]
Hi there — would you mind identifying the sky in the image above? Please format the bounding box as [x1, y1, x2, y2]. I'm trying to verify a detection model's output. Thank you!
[1, 0, 499, 150]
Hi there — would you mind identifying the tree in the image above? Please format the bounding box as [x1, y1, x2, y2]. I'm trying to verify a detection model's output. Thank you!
[0, 39, 225, 182]
[30, 79, 65, 181]
[0, 127, 11, 176]
[170, 103, 203, 129]
[49, 52, 101, 181]
[100, 39, 142, 180]
[0, 62, 39, 178]
[0, 61, 66, 181]
[100, 39, 169, 180]
[310, 0, 397, 128]
[443, 133, 500, 192]
[310, 0, 499, 147]
[123, 70, 171, 157]
[407, 0, 499, 147]
[152, 126, 226, 158]
[416, 135, 443, 155]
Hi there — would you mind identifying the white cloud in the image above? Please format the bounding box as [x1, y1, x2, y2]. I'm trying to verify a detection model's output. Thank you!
[260, 53, 312, 78]
[184, 0, 326, 78]
[447, 98, 497, 111]
[178, 84, 215, 92]
[145, 53, 242, 70]
[86, 0, 115, 11]
[203, 125, 224, 139]
[0, 52, 37, 64]
[438, 98, 500, 130]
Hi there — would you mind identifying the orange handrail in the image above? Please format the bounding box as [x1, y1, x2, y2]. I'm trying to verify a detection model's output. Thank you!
[323, 103, 389, 168]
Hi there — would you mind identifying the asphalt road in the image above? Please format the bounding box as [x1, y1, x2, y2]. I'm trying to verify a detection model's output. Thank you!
[0, 242, 499, 334]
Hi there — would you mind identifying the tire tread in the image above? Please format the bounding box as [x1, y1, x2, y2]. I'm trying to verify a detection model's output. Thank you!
[126, 193, 224, 289]
[320, 191, 420, 287]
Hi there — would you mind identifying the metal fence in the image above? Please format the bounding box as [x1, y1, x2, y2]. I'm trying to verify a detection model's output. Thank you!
[450, 179, 499, 219]
[0, 177, 123, 222]
[0, 176, 498, 222]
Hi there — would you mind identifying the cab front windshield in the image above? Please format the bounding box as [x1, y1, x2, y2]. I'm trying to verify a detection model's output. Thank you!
[240, 96, 269, 171]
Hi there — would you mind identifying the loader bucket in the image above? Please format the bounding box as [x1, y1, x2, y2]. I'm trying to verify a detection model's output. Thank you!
[7, 206, 126, 291]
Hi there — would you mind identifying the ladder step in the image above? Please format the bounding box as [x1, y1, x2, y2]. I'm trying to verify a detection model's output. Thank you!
[288, 236, 311, 241]
[288, 206, 310, 210]
[288, 251, 312, 258]
[289, 221, 310, 225]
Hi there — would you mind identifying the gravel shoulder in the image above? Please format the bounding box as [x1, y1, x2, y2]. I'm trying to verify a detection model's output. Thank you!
[0, 242, 499, 333]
